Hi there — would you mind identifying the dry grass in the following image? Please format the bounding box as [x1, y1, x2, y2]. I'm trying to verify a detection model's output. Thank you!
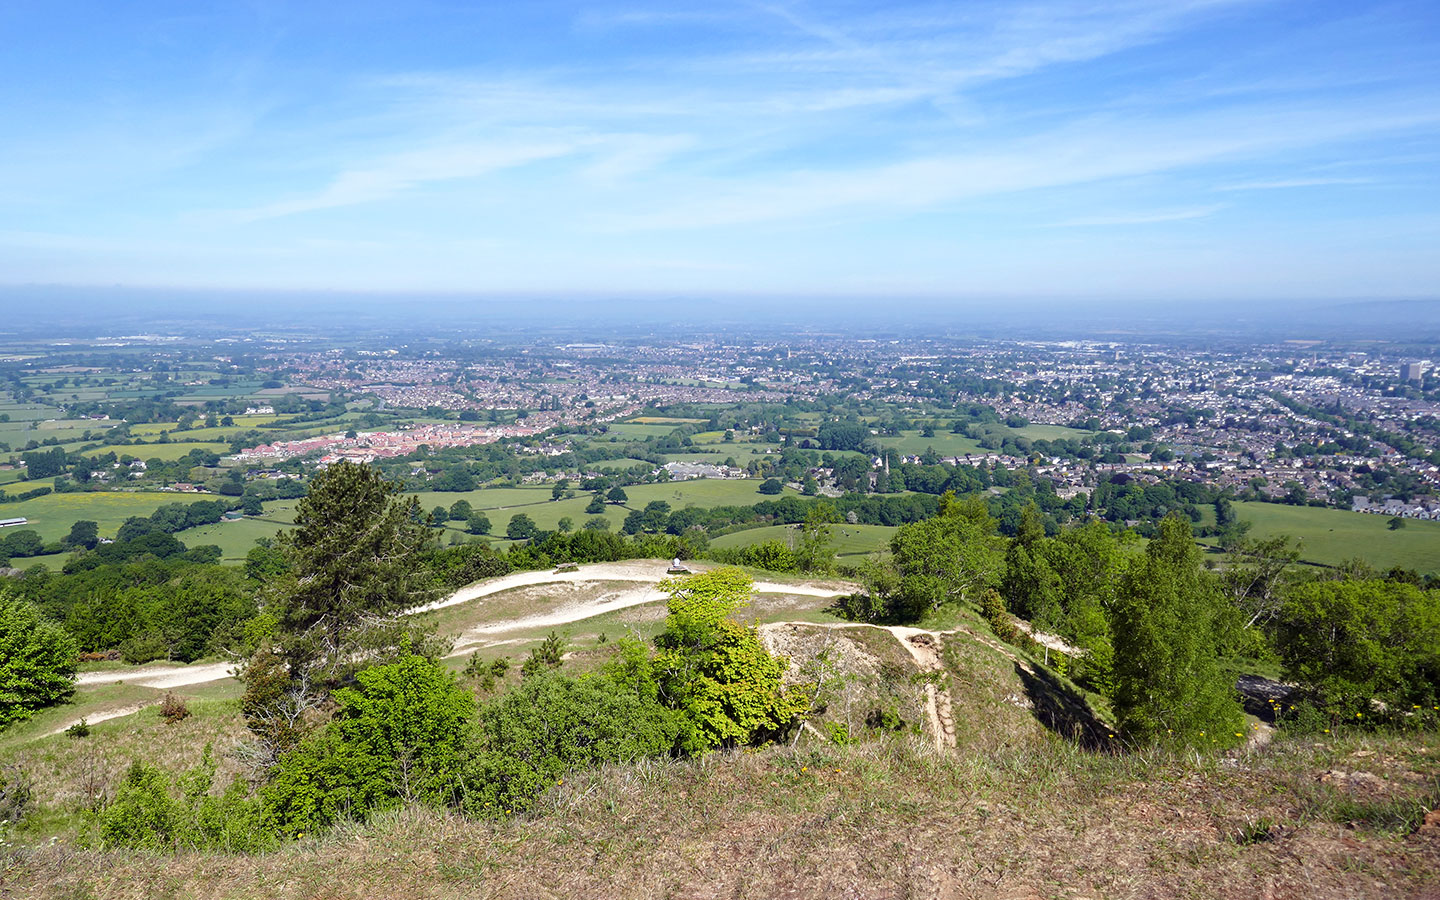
[5, 731, 1437, 900]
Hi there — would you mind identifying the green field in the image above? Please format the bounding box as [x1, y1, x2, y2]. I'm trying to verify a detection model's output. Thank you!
[83, 441, 232, 461]
[622, 479, 797, 508]
[1220, 501, 1440, 574]
[710, 523, 897, 558]
[1012, 423, 1098, 442]
[0, 490, 222, 542]
[589, 457, 655, 471]
[172, 515, 292, 563]
[875, 430, 987, 457]
[602, 424, 687, 440]
[410, 486, 559, 511]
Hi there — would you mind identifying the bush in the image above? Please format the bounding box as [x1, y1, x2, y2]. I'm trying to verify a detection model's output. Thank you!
[91, 751, 273, 852]
[120, 632, 166, 665]
[521, 632, 566, 678]
[981, 589, 1018, 642]
[0, 592, 78, 728]
[262, 727, 396, 838]
[1108, 515, 1245, 748]
[1274, 580, 1440, 725]
[66, 718, 91, 738]
[740, 539, 796, 572]
[264, 654, 475, 836]
[653, 568, 811, 753]
[464, 654, 511, 692]
[159, 693, 190, 724]
[462, 672, 684, 817]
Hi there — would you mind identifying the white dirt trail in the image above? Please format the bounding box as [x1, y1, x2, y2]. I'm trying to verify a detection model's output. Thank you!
[74, 661, 237, 690]
[68, 561, 857, 686]
[45, 704, 151, 737]
[441, 562, 855, 657]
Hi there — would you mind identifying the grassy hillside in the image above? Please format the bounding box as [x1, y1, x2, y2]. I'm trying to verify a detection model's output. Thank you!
[8, 652, 1437, 898]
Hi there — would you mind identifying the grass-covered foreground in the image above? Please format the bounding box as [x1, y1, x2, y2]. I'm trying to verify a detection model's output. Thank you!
[8, 728, 1438, 899]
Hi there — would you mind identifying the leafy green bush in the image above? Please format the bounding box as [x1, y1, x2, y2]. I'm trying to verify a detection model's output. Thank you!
[262, 728, 394, 838]
[1108, 515, 1245, 748]
[264, 653, 475, 836]
[0, 592, 77, 728]
[739, 539, 796, 572]
[652, 568, 811, 753]
[90, 750, 272, 852]
[1274, 580, 1440, 725]
[462, 671, 684, 817]
[520, 632, 566, 678]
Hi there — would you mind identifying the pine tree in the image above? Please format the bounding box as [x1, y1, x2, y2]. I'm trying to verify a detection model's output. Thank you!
[270, 461, 440, 685]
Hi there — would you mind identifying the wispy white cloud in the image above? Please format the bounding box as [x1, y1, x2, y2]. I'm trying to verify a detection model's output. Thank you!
[592, 98, 1440, 231]
[1046, 205, 1225, 227]
[222, 138, 588, 222]
[1216, 176, 1376, 191]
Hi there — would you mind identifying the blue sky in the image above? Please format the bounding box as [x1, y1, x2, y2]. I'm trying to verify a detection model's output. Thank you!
[1, 0, 1437, 301]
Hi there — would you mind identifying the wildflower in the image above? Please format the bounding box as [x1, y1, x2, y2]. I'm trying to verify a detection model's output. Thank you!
[1235, 733, 1243, 737]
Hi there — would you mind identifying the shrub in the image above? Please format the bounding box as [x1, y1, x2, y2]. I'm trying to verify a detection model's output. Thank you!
[740, 539, 796, 572]
[331, 654, 475, 803]
[1108, 514, 1245, 748]
[262, 728, 395, 838]
[0, 592, 78, 728]
[464, 654, 511, 692]
[159, 693, 190, 724]
[521, 632, 566, 678]
[981, 589, 1018, 642]
[1274, 580, 1440, 725]
[91, 750, 272, 852]
[462, 672, 684, 817]
[264, 654, 475, 836]
[66, 718, 91, 738]
[653, 568, 811, 753]
[119, 632, 166, 665]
